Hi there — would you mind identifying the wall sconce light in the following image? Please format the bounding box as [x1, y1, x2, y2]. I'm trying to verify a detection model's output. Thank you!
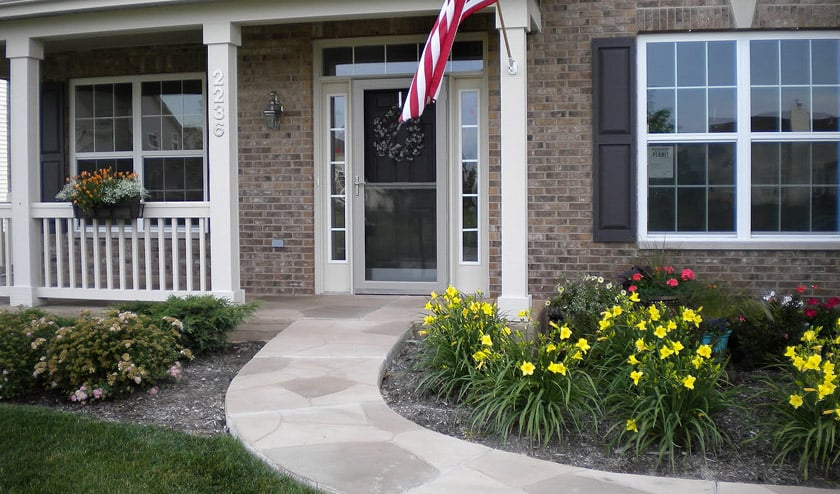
[263, 90, 283, 130]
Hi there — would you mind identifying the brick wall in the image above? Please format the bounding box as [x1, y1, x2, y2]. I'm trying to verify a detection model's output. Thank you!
[525, 0, 840, 303]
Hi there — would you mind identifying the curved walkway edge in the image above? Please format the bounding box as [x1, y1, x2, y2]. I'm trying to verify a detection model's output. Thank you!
[225, 295, 835, 494]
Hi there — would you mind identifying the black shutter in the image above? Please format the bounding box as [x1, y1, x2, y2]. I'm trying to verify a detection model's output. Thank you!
[40, 81, 65, 202]
[592, 37, 636, 242]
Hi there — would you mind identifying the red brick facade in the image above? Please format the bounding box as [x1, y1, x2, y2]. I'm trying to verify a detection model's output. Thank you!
[524, 0, 840, 303]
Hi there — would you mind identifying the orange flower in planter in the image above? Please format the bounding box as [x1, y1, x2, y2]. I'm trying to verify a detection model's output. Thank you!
[56, 168, 149, 216]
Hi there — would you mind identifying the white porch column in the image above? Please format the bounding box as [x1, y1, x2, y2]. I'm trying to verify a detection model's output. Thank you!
[204, 22, 244, 302]
[7, 37, 43, 307]
[495, 1, 536, 317]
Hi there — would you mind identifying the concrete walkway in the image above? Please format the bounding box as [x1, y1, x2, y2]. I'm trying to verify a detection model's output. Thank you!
[220, 295, 833, 494]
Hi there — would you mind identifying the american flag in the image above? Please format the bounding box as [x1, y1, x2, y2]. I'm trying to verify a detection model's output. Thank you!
[400, 0, 497, 122]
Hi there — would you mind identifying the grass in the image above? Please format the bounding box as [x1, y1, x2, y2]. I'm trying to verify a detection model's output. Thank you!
[0, 404, 321, 494]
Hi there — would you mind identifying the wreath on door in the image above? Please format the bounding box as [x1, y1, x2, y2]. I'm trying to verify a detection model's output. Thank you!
[372, 105, 425, 163]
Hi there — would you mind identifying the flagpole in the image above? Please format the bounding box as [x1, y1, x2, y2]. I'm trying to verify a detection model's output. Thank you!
[494, 0, 517, 74]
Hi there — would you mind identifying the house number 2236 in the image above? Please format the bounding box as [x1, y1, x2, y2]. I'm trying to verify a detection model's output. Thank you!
[212, 70, 225, 137]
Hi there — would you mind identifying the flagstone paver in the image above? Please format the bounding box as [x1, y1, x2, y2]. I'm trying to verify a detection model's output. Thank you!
[225, 295, 838, 494]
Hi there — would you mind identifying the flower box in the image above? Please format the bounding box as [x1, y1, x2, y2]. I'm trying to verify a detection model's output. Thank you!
[73, 198, 144, 221]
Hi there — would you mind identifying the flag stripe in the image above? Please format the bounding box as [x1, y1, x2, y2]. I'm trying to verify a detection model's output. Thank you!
[401, 0, 496, 122]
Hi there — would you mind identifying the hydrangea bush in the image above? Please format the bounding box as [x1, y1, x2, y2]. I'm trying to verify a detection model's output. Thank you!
[0, 310, 59, 400]
[36, 310, 192, 401]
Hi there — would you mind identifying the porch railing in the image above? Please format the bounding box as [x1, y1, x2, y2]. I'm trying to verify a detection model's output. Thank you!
[31, 202, 212, 302]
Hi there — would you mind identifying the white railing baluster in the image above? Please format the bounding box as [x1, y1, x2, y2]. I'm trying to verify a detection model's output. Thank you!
[131, 221, 139, 290]
[144, 220, 152, 290]
[80, 219, 88, 288]
[55, 219, 64, 288]
[172, 217, 180, 292]
[42, 219, 51, 288]
[185, 218, 193, 291]
[104, 220, 114, 290]
[67, 219, 76, 288]
[92, 219, 101, 289]
[4, 218, 10, 287]
[157, 218, 166, 290]
[199, 217, 207, 291]
[118, 221, 126, 290]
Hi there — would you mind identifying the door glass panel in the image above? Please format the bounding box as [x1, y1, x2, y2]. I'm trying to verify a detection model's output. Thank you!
[364, 187, 436, 282]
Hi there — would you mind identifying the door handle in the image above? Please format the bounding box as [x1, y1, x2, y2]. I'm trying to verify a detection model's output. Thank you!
[354, 176, 365, 196]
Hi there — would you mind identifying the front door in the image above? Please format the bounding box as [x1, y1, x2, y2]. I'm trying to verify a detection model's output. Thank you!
[351, 80, 447, 294]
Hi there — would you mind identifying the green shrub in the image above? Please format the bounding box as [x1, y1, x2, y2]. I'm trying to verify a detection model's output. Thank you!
[595, 295, 733, 468]
[467, 319, 599, 445]
[116, 295, 257, 355]
[540, 274, 623, 338]
[38, 310, 192, 401]
[0, 310, 60, 399]
[767, 323, 840, 479]
[416, 287, 511, 400]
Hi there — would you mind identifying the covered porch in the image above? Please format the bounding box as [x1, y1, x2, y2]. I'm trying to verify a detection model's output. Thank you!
[0, 0, 539, 313]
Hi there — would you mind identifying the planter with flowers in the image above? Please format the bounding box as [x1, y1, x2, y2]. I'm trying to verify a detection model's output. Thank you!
[56, 168, 149, 221]
[620, 264, 696, 307]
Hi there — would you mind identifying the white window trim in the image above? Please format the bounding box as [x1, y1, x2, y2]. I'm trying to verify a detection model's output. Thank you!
[637, 31, 840, 250]
[69, 73, 208, 201]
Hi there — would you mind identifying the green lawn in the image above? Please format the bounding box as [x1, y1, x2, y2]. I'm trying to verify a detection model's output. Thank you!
[0, 404, 321, 494]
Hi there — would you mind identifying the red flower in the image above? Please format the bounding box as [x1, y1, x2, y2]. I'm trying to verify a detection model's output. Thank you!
[628, 285, 638, 292]
[804, 308, 818, 318]
[824, 297, 840, 309]
[631, 272, 643, 282]
[663, 266, 675, 275]
[680, 268, 695, 281]
[796, 285, 807, 294]
[806, 298, 819, 306]
[666, 278, 679, 288]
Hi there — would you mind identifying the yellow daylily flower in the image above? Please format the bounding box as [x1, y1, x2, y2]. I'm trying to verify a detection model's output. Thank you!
[804, 354, 822, 371]
[784, 346, 797, 359]
[481, 334, 493, 347]
[789, 394, 804, 409]
[545, 343, 557, 353]
[635, 320, 647, 331]
[445, 286, 458, 298]
[627, 354, 640, 365]
[430, 291, 438, 299]
[418, 330, 428, 336]
[626, 419, 639, 433]
[671, 341, 685, 355]
[611, 306, 623, 317]
[547, 362, 567, 376]
[697, 345, 713, 359]
[648, 305, 661, 321]
[818, 382, 836, 400]
[682, 309, 702, 327]
[682, 375, 696, 390]
[635, 338, 648, 353]
[576, 338, 591, 354]
[599, 319, 612, 331]
[653, 325, 667, 339]
[423, 315, 436, 326]
[559, 324, 572, 340]
[691, 356, 704, 369]
[630, 370, 643, 385]
[659, 347, 674, 360]
[520, 361, 536, 376]
[802, 330, 816, 343]
[424, 301, 434, 311]
[629, 291, 640, 302]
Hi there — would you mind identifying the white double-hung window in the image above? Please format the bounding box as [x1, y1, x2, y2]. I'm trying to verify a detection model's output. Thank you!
[70, 73, 207, 201]
[638, 32, 840, 246]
